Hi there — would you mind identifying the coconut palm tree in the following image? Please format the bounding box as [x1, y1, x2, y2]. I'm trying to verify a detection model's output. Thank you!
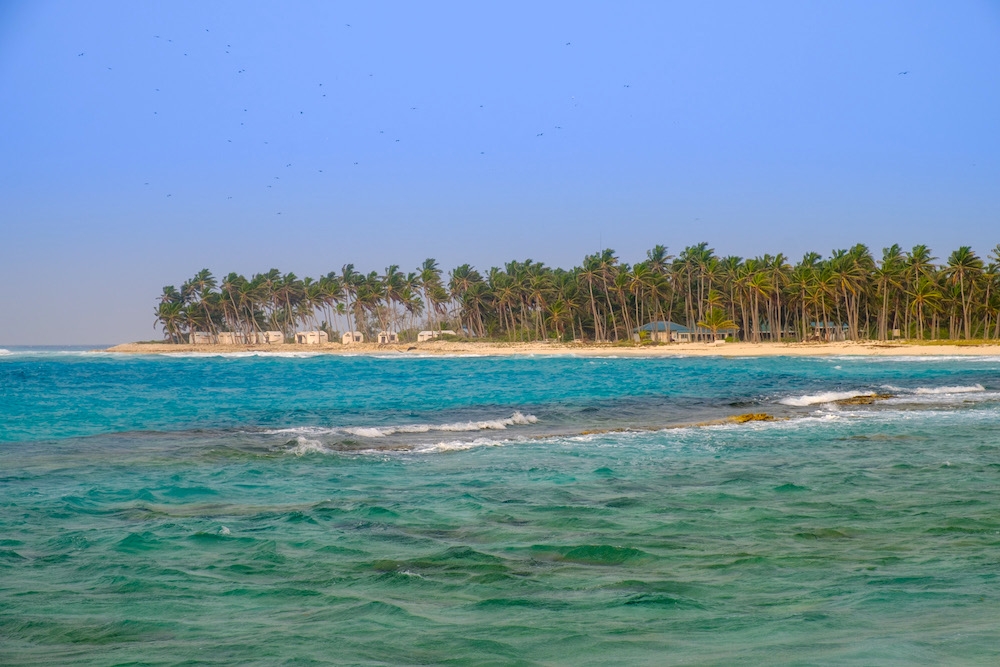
[944, 246, 984, 339]
[697, 308, 738, 339]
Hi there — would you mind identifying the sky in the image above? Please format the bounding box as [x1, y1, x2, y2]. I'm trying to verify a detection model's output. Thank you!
[1, 1, 999, 345]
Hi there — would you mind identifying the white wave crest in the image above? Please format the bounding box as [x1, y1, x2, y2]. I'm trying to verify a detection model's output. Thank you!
[271, 412, 538, 439]
[345, 412, 537, 437]
[289, 436, 330, 456]
[912, 384, 985, 395]
[778, 390, 874, 406]
[0, 349, 10, 355]
[411, 437, 512, 454]
[780, 383, 991, 407]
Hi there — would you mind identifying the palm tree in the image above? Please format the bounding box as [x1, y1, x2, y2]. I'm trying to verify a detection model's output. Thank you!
[944, 246, 984, 339]
[697, 308, 738, 339]
[155, 299, 185, 343]
[908, 277, 941, 340]
[418, 258, 444, 330]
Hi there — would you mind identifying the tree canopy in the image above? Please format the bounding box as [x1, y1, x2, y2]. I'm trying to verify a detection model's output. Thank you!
[156, 244, 1000, 343]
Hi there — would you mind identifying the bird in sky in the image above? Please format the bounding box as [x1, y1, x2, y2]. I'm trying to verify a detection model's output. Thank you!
[898, 71, 909, 75]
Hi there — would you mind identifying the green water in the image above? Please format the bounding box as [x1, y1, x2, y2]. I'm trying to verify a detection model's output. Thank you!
[2, 351, 999, 664]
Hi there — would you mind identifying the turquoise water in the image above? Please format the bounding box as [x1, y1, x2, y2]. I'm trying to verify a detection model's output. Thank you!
[2, 349, 1000, 664]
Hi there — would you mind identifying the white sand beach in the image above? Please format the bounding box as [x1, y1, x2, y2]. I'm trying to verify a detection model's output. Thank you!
[105, 340, 1000, 357]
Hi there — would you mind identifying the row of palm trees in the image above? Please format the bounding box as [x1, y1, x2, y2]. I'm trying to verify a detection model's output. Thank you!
[155, 243, 1000, 344]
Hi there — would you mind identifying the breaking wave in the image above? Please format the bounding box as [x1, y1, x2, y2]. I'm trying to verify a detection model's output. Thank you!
[287, 434, 516, 456]
[912, 384, 985, 395]
[271, 412, 538, 439]
[778, 390, 874, 406]
[158, 351, 323, 359]
[779, 384, 988, 407]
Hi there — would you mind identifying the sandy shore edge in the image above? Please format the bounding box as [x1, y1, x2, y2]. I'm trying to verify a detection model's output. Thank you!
[103, 340, 1000, 357]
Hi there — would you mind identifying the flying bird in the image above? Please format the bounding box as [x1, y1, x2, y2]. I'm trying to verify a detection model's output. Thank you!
[898, 71, 908, 75]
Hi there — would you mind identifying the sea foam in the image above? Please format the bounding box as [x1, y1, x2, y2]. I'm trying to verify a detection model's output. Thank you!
[778, 390, 874, 406]
[271, 412, 538, 439]
[912, 384, 985, 395]
[779, 384, 988, 406]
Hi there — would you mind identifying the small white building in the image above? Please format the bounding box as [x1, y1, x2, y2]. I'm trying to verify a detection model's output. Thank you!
[295, 331, 329, 345]
[189, 331, 213, 345]
[252, 331, 284, 344]
[377, 331, 399, 344]
[341, 331, 364, 344]
[417, 330, 457, 342]
[217, 331, 249, 345]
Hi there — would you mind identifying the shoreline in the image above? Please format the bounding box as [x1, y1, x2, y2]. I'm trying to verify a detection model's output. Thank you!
[103, 340, 1000, 357]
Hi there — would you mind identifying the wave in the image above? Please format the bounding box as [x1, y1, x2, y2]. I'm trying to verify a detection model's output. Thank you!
[287, 433, 516, 456]
[270, 412, 538, 439]
[912, 384, 985, 395]
[410, 437, 514, 454]
[827, 355, 1000, 363]
[288, 436, 331, 456]
[0, 348, 114, 357]
[157, 351, 323, 358]
[779, 384, 988, 407]
[778, 390, 874, 406]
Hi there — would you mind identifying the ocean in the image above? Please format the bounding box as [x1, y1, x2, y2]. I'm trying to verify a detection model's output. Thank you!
[2, 348, 999, 664]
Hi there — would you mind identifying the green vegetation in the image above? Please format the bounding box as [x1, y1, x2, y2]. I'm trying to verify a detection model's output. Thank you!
[155, 243, 1000, 344]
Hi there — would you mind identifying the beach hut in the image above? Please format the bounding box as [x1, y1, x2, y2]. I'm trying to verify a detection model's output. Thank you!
[189, 331, 213, 345]
[295, 331, 329, 345]
[217, 332, 250, 345]
[633, 321, 735, 343]
[632, 321, 686, 343]
[254, 331, 284, 344]
[341, 331, 364, 344]
[417, 330, 456, 342]
[377, 331, 399, 344]
[810, 321, 849, 342]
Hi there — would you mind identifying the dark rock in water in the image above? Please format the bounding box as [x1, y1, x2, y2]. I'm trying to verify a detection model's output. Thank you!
[834, 393, 893, 406]
[729, 413, 779, 423]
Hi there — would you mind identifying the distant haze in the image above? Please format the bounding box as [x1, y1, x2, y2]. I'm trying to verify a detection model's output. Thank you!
[1, 1, 998, 345]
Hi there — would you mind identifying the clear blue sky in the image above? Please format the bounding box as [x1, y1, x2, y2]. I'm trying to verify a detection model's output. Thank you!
[1, 1, 998, 344]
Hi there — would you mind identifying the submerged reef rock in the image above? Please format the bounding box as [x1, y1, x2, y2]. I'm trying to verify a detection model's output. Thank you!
[834, 393, 893, 406]
[728, 413, 780, 423]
